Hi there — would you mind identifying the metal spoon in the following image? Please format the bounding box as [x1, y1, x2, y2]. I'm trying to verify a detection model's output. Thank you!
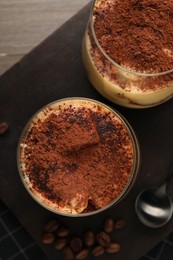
[135, 167, 173, 228]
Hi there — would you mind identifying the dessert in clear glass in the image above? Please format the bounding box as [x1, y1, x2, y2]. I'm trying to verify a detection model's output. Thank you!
[82, 0, 173, 108]
[17, 98, 140, 216]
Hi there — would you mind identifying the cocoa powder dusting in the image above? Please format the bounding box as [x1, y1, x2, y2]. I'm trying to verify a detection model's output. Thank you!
[93, 0, 173, 73]
[21, 104, 133, 213]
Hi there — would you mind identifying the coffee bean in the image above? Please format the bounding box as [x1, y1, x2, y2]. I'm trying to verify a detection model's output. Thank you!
[40, 217, 122, 259]
[63, 247, 74, 260]
[92, 245, 105, 256]
[56, 226, 69, 237]
[44, 219, 59, 232]
[70, 237, 83, 252]
[75, 249, 89, 260]
[106, 242, 120, 253]
[103, 217, 114, 233]
[54, 238, 67, 250]
[114, 219, 126, 229]
[41, 232, 55, 244]
[84, 230, 95, 247]
[0, 122, 9, 135]
[96, 231, 110, 247]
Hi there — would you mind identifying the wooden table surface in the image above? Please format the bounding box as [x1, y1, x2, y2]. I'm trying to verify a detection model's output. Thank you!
[0, 0, 89, 75]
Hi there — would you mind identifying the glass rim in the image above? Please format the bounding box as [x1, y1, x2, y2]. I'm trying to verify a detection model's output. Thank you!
[17, 97, 140, 217]
[90, 0, 173, 77]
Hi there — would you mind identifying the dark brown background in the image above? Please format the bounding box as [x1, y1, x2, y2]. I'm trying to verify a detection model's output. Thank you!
[1, 2, 173, 260]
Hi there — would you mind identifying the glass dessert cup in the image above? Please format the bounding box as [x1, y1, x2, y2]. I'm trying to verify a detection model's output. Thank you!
[17, 97, 140, 217]
[82, 0, 173, 109]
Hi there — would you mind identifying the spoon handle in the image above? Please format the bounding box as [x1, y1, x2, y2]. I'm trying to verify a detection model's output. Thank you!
[153, 182, 167, 197]
[154, 164, 173, 197]
[165, 163, 173, 183]
[166, 163, 173, 194]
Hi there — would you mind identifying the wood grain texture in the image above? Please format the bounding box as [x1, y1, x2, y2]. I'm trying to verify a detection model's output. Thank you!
[0, 0, 89, 75]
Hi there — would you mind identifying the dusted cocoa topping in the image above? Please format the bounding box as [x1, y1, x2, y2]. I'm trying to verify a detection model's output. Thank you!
[93, 0, 173, 73]
[20, 100, 133, 214]
[41, 112, 100, 155]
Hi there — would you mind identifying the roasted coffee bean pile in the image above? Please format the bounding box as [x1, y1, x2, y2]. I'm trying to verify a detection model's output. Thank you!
[41, 217, 125, 260]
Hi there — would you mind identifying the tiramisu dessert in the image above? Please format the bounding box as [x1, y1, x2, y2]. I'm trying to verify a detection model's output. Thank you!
[82, 0, 173, 108]
[18, 98, 139, 215]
